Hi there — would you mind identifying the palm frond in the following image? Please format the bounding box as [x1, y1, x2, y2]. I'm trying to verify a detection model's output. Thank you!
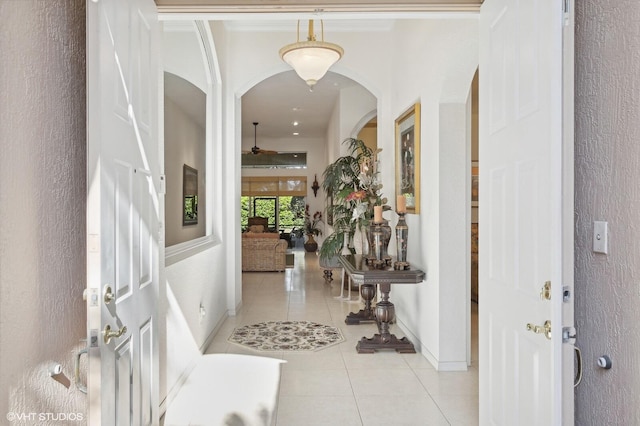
[319, 138, 378, 262]
[319, 232, 345, 261]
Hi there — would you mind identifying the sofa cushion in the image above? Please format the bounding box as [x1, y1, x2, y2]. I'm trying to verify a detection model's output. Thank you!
[242, 232, 280, 239]
[249, 224, 265, 233]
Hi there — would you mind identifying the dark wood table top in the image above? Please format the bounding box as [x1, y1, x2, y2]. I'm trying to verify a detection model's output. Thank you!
[338, 254, 425, 285]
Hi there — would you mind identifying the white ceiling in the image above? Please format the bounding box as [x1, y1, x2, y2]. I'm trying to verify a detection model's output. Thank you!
[164, 20, 376, 145]
[241, 70, 359, 142]
[231, 19, 392, 144]
[162, 4, 480, 147]
[155, 0, 482, 13]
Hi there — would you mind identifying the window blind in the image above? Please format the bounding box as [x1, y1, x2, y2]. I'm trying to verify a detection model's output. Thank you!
[241, 176, 307, 196]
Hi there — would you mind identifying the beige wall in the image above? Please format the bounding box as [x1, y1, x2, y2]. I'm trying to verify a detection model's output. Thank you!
[164, 94, 207, 246]
[357, 120, 378, 152]
[575, 1, 640, 423]
[0, 0, 87, 419]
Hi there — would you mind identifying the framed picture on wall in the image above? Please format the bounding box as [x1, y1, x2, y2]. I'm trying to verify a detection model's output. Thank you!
[471, 161, 479, 207]
[183, 164, 198, 225]
[395, 103, 421, 214]
[326, 190, 334, 226]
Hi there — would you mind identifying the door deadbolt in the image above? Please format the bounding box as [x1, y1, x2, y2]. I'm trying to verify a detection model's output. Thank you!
[526, 320, 552, 340]
[540, 281, 551, 301]
[103, 285, 115, 305]
[103, 324, 127, 344]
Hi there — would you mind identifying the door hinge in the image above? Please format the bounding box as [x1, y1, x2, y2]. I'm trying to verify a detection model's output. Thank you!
[563, 0, 572, 26]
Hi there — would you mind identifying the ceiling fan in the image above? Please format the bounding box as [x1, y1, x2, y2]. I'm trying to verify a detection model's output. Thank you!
[245, 122, 278, 155]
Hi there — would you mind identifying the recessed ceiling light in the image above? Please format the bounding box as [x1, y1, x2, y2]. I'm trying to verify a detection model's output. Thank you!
[292, 107, 299, 111]
[292, 121, 299, 126]
[293, 132, 299, 136]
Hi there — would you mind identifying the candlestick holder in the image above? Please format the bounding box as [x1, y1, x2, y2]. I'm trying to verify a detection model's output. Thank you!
[394, 212, 410, 270]
[365, 220, 391, 267]
[364, 222, 389, 268]
[371, 223, 384, 268]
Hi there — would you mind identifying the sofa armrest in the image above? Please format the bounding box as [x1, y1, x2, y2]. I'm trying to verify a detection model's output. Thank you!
[274, 239, 287, 253]
[241, 237, 288, 272]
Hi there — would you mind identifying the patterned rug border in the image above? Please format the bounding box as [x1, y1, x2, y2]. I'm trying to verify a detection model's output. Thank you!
[228, 320, 345, 352]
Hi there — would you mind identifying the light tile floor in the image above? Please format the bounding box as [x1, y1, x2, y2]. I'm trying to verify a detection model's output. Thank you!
[206, 249, 479, 425]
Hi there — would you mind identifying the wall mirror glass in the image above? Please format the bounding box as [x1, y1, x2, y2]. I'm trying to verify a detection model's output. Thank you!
[183, 164, 198, 225]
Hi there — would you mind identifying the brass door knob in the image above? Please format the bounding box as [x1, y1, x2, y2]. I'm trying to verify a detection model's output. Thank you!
[526, 320, 551, 340]
[103, 324, 127, 344]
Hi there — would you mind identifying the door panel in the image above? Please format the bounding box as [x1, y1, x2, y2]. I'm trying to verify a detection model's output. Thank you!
[87, 0, 160, 424]
[488, 166, 507, 283]
[138, 170, 154, 289]
[140, 320, 153, 425]
[115, 339, 133, 425]
[115, 161, 134, 300]
[479, 0, 572, 424]
[517, 333, 542, 424]
[516, 160, 540, 294]
[515, 1, 540, 117]
[487, 316, 507, 425]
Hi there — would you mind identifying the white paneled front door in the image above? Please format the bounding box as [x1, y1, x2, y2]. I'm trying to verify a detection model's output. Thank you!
[86, 0, 161, 424]
[479, 0, 574, 424]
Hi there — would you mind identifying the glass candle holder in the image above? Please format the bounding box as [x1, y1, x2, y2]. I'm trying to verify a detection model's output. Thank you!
[394, 212, 410, 270]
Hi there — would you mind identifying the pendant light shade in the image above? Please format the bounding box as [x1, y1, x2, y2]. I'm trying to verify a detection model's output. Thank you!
[279, 20, 344, 88]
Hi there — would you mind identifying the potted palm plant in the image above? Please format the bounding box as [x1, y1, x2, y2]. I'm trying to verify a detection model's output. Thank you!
[319, 138, 389, 262]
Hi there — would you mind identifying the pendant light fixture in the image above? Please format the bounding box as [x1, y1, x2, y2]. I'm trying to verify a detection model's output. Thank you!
[279, 20, 344, 89]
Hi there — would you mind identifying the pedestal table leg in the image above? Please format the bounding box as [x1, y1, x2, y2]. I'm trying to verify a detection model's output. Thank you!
[344, 283, 377, 324]
[356, 283, 416, 353]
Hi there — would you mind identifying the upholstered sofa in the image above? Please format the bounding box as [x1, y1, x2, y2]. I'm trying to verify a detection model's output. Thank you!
[241, 229, 288, 272]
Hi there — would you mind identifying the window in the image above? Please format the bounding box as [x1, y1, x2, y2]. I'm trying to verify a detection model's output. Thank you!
[241, 196, 305, 233]
[241, 176, 307, 196]
[241, 152, 307, 169]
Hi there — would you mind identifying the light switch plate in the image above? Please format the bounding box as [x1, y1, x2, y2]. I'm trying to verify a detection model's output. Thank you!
[593, 221, 608, 254]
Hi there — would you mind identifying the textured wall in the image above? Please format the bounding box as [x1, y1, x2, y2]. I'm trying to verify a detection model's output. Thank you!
[575, 1, 640, 423]
[0, 0, 87, 421]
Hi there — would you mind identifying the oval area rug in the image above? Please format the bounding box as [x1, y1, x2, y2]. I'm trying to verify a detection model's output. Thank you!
[228, 320, 344, 352]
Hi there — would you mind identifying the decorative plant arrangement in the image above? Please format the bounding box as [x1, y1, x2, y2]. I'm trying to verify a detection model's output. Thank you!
[303, 204, 323, 252]
[319, 138, 390, 261]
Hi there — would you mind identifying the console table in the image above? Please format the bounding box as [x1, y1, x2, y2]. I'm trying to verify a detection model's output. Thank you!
[339, 254, 425, 353]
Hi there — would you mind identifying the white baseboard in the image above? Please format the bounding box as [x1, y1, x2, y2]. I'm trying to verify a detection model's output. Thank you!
[200, 310, 229, 353]
[160, 355, 199, 418]
[161, 309, 231, 417]
[395, 317, 469, 372]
